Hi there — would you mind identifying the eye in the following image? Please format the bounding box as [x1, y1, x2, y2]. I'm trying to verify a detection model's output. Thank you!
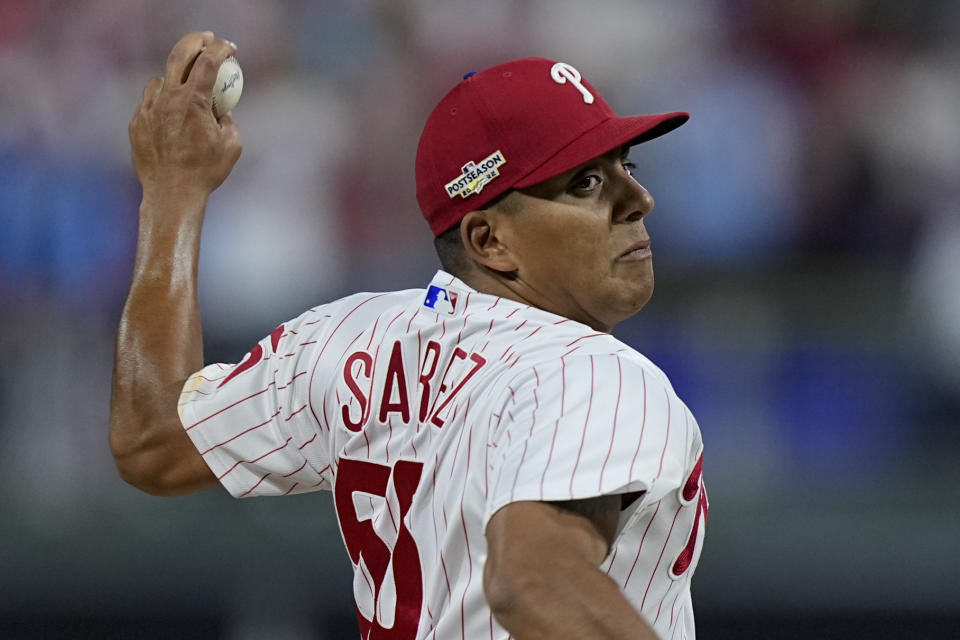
[573, 173, 602, 193]
[621, 160, 637, 177]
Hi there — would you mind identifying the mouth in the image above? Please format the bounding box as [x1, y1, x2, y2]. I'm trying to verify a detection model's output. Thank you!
[618, 240, 652, 262]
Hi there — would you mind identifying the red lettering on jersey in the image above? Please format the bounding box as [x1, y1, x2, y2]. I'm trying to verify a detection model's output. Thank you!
[680, 454, 703, 501]
[671, 454, 708, 576]
[335, 458, 424, 639]
[342, 342, 486, 433]
[342, 351, 373, 432]
[379, 340, 411, 424]
[217, 343, 263, 389]
[216, 324, 285, 389]
[269, 324, 285, 353]
[429, 348, 487, 428]
[417, 341, 442, 422]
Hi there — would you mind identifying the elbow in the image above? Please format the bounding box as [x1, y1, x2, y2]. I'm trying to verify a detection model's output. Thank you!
[484, 552, 545, 619]
[110, 441, 160, 495]
[112, 452, 156, 495]
[113, 454, 181, 496]
[109, 421, 176, 496]
[483, 563, 517, 620]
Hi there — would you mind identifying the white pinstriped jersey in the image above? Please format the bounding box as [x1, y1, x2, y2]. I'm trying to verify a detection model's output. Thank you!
[179, 270, 707, 640]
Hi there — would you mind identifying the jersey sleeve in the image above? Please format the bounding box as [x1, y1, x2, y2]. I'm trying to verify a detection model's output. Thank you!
[177, 307, 334, 498]
[485, 353, 687, 523]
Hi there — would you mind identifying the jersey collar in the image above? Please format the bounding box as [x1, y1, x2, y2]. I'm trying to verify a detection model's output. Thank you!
[423, 270, 592, 330]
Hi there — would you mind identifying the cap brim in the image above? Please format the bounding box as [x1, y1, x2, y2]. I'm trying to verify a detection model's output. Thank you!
[514, 111, 688, 189]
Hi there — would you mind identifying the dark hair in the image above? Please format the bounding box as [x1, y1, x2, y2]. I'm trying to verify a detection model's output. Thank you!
[433, 224, 470, 276]
[432, 190, 514, 277]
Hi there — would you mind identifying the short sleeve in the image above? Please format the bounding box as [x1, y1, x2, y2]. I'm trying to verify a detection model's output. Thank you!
[178, 307, 334, 498]
[485, 354, 680, 523]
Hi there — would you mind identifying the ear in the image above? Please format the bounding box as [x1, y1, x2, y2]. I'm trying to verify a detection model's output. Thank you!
[459, 209, 519, 273]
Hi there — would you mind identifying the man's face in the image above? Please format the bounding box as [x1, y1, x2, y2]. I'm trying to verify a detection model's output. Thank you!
[494, 146, 656, 332]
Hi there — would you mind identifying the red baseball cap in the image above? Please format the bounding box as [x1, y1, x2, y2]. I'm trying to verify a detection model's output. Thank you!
[415, 57, 689, 236]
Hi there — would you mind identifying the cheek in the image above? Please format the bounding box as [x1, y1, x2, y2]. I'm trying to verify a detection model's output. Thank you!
[544, 234, 607, 285]
[546, 221, 608, 265]
[513, 205, 610, 278]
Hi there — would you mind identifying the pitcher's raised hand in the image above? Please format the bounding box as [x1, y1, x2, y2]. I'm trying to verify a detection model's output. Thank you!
[129, 31, 242, 199]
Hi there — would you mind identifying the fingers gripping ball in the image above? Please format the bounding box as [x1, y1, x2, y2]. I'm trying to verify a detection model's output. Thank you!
[212, 56, 243, 119]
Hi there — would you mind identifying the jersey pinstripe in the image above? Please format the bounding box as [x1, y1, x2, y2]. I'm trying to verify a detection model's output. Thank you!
[178, 270, 707, 639]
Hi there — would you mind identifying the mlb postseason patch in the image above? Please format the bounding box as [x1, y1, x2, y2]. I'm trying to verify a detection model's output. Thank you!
[445, 150, 506, 199]
[424, 285, 459, 315]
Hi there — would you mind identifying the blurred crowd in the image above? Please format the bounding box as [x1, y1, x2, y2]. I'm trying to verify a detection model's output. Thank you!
[1, 0, 959, 634]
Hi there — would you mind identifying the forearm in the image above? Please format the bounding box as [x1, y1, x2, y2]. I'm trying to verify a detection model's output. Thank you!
[111, 32, 240, 494]
[122, 190, 206, 374]
[487, 551, 656, 640]
[109, 192, 212, 494]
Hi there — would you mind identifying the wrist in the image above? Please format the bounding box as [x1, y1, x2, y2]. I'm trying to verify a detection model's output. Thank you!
[140, 182, 210, 209]
[138, 187, 209, 230]
[133, 188, 208, 283]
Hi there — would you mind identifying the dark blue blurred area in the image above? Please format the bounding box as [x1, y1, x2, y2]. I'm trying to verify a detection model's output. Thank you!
[1, 0, 958, 638]
[0, 149, 138, 309]
[772, 345, 909, 470]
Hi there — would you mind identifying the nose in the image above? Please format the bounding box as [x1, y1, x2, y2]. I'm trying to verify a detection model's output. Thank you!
[615, 174, 654, 224]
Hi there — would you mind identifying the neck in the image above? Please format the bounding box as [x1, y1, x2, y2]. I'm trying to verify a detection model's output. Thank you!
[455, 265, 613, 333]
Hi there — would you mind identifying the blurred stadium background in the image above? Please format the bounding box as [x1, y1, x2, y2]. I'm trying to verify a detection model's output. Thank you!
[2, 0, 959, 638]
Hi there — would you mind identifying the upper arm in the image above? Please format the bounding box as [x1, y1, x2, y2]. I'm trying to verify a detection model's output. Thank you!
[547, 495, 622, 561]
[484, 496, 658, 639]
[177, 313, 333, 499]
[116, 306, 333, 498]
[111, 377, 219, 496]
[484, 495, 620, 597]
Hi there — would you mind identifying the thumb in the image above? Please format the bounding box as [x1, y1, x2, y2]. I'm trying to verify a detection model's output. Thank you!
[218, 114, 243, 161]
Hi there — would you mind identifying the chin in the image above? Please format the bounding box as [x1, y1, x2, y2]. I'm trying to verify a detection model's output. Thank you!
[618, 264, 654, 307]
[627, 271, 654, 304]
[628, 279, 655, 312]
[603, 285, 653, 330]
[630, 289, 653, 315]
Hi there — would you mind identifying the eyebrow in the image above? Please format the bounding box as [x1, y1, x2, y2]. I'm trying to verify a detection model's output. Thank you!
[570, 147, 629, 178]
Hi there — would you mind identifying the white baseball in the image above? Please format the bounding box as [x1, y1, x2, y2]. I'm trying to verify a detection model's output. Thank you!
[212, 56, 243, 119]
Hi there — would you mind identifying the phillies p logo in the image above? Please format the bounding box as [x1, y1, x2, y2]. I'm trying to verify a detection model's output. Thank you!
[550, 62, 594, 104]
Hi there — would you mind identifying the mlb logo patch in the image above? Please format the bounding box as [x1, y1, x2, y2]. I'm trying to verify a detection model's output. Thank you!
[424, 285, 459, 315]
[444, 150, 507, 199]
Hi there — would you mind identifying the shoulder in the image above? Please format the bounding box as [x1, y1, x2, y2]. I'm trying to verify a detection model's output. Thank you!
[510, 332, 672, 388]
[491, 345, 675, 414]
[325, 287, 427, 318]
[289, 287, 427, 334]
